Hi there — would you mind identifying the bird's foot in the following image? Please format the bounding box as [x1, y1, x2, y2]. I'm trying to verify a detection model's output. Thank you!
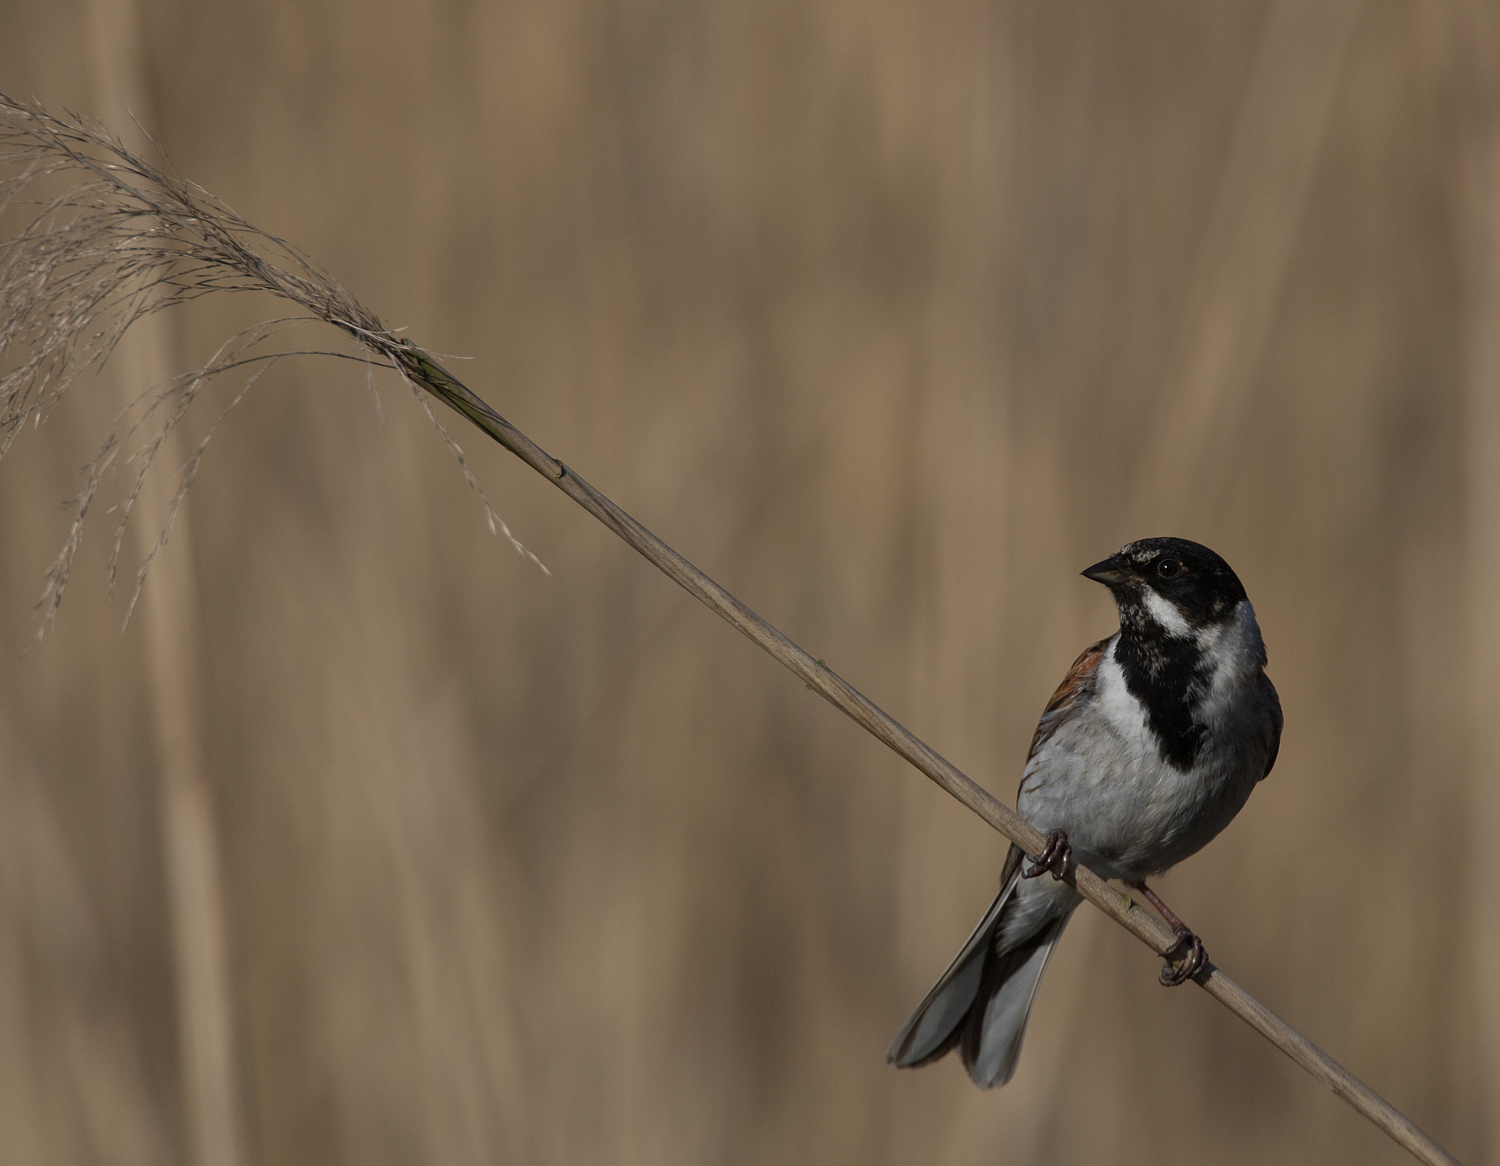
[1159, 927, 1208, 987]
[1126, 878, 1209, 987]
[1023, 829, 1073, 881]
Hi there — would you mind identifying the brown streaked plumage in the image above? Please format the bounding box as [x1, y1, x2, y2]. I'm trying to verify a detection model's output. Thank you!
[1026, 636, 1111, 768]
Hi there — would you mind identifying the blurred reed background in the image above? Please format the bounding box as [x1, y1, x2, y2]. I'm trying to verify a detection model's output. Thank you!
[0, 0, 1495, 1163]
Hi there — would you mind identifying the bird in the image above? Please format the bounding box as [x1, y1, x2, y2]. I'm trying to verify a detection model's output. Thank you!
[886, 537, 1282, 1089]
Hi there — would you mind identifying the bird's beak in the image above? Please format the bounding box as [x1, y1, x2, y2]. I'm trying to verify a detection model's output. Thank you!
[1081, 554, 1131, 586]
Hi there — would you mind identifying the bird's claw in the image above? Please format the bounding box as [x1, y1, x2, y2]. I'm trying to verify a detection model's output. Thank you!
[1023, 829, 1073, 881]
[1159, 928, 1208, 986]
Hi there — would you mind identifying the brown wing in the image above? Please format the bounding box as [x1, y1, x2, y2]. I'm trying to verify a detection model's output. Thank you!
[1025, 636, 1112, 764]
[1257, 670, 1283, 781]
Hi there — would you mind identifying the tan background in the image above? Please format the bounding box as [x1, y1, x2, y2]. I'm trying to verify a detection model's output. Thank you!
[0, 0, 1496, 1163]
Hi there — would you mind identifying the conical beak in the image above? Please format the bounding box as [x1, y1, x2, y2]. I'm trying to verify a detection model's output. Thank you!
[1081, 554, 1130, 586]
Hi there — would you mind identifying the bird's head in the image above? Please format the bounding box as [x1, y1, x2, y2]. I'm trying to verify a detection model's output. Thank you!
[1082, 537, 1248, 633]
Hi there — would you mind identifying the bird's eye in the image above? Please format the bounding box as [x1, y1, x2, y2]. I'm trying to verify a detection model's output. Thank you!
[1157, 559, 1182, 579]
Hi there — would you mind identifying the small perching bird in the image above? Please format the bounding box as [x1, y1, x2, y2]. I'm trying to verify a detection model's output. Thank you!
[887, 537, 1282, 1089]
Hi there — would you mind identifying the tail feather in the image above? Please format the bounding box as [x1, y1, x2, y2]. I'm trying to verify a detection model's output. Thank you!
[885, 865, 1018, 1068]
[887, 844, 1074, 1088]
[959, 913, 1068, 1088]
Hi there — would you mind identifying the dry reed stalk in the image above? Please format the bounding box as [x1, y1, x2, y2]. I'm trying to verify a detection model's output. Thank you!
[1130, 0, 1363, 525]
[1449, 0, 1500, 1125]
[0, 94, 1462, 1166]
[79, 0, 251, 1162]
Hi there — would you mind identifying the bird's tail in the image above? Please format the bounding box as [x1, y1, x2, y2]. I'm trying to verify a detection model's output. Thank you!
[886, 845, 1075, 1089]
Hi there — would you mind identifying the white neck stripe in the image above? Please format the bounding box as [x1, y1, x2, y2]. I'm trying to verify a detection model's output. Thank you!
[1141, 589, 1193, 637]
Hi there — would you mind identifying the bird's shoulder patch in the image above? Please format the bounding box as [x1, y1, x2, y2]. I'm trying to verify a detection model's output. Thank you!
[1027, 635, 1112, 763]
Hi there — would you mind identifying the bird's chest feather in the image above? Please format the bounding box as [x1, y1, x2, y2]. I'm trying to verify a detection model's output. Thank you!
[1018, 609, 1266, 877]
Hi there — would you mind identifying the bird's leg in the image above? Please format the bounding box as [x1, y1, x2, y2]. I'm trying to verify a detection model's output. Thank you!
[1023, 829, 1073, 881]
[1127, 879, 1208, 987]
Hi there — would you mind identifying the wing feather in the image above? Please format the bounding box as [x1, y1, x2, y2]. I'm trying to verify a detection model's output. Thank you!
[1025, 635, 1112, 764]
[1257, 670, 1283, 781]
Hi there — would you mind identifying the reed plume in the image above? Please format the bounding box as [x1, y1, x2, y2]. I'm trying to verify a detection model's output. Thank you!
[0, 94, 537, 633]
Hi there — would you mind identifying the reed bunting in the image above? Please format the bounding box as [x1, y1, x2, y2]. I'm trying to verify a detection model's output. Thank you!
[887, 537, 1282, 1088]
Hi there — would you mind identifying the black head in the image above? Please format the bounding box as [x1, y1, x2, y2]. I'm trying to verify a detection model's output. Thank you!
[1081, 537, 1248, 628]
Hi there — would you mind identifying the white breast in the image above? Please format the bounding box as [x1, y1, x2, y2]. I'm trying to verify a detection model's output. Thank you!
[1094, 649, 1154, 748]
[1017, 602, 1270, 879]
